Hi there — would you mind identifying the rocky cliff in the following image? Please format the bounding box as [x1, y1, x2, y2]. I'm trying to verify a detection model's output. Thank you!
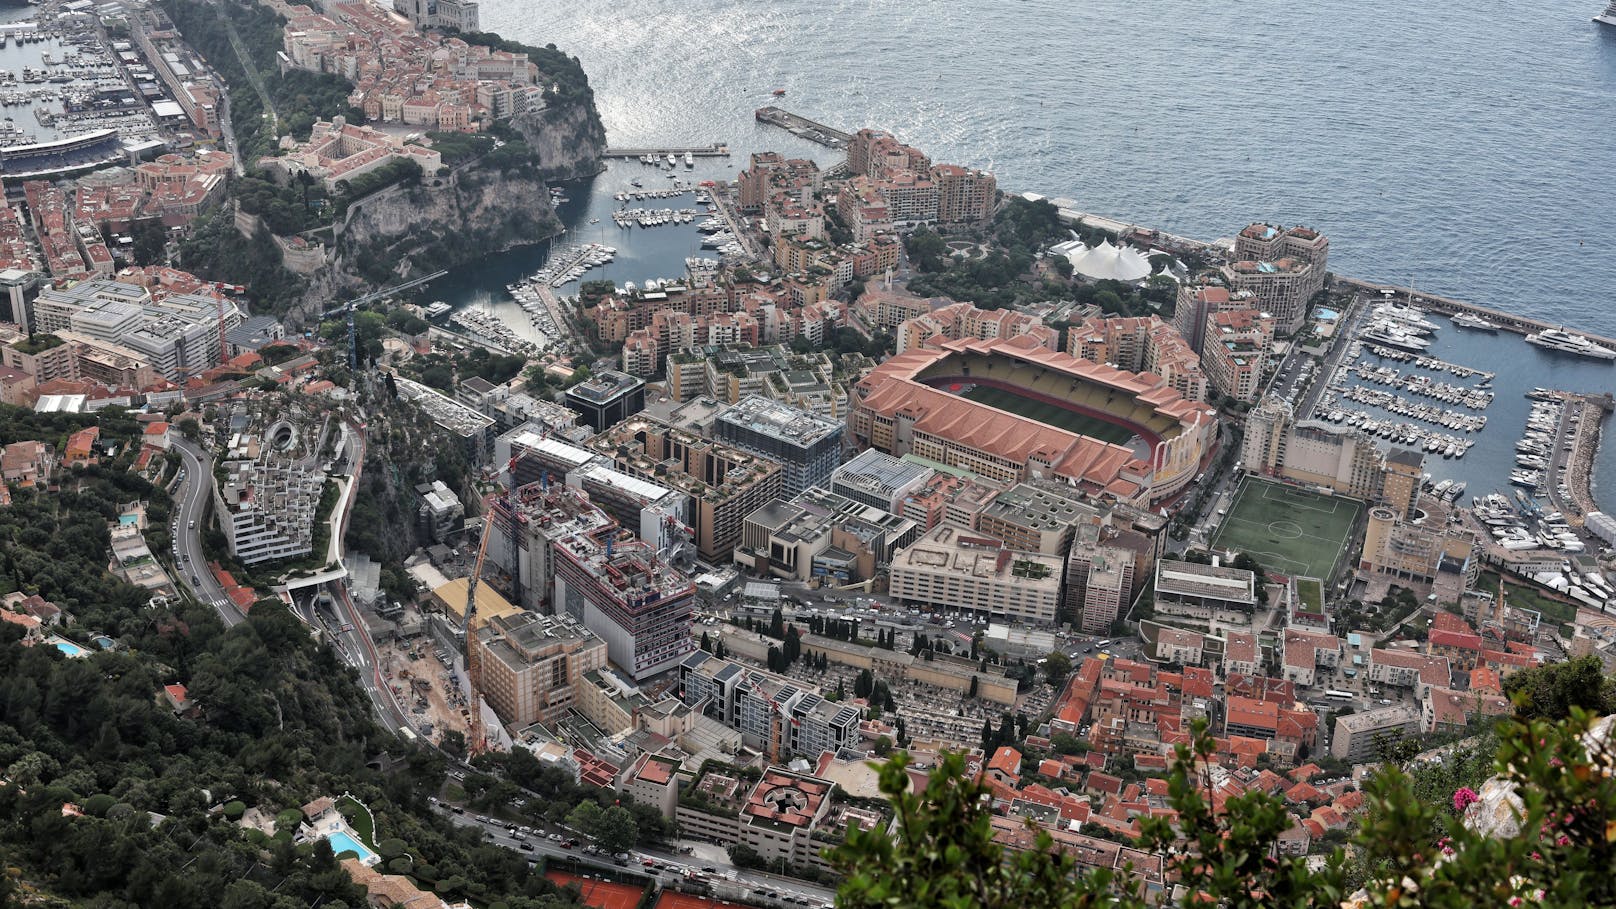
[509, 100, 608, 181]
[284, 160, 562, 323]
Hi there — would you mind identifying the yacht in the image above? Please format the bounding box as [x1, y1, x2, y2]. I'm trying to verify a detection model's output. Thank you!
[684, 151, 695, 167]
[1450, 311, 1498, 331]
[1526, 328, 1616, 361]
[1597, 1, 1616, 25]
[1361, 320, 1432, 352]
[1373, 302, 1440, 333]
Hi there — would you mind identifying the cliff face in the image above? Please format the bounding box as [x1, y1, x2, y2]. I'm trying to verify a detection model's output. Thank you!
[509, 100, 608, 181]
[283, 161, 561, 321]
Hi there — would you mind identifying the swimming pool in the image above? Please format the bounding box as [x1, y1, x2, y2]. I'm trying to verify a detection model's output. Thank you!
[324, 830, 377, 863]
[49, 639, 88, 658]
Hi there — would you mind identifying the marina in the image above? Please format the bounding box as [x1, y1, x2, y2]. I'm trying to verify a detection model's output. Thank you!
[602, 143, 731, 159]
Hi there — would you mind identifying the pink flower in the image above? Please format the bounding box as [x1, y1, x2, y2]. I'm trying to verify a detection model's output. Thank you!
[1557, 835, 1571, 846]
[1453, 787, 1480, 812]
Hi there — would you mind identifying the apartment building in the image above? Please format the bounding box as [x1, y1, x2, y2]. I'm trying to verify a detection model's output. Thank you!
[1201, 308, 1275, 403]
[590, 417, 784, 562]
[214, 458, 325, 564]
[482, 481, 616, 612]
[470, 611, 606, 728]
[888, 525, 1064, 625]
[563, 369, 646, 432]
[1065, 315, 1206, 403]
[977, 479, 1104, 555]
[679, 651, 861, 760]
[714, 395, 843, 497]
[1362, 506, 1479, 587]
[1331, 707, 1419, 763]
[896, 301, 1058, 355]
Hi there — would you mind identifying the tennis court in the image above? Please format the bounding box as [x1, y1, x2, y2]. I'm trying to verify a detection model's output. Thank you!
[960, 385, 1137, 445]
[1210, 477, 1361, 581]
[547, 870, 644, 909]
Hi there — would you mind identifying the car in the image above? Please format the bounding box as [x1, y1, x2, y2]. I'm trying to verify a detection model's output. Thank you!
[520, 843, 535, 852]
[548, 834, 562, 842]
[188, 520, 196, 528]
[191, 575, 200, 585]
[702, 866, 718, 874]
[450, 806, 464, 814]
[559, 841, 572, 850]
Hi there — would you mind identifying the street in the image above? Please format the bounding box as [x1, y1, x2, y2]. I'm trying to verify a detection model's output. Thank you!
[169, 437, 245, 627]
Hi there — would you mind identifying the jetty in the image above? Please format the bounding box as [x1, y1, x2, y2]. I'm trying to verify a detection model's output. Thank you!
[603, 144, 730, 159]
[753, 106, 851, 149]
[1341, 277, 1616, 350]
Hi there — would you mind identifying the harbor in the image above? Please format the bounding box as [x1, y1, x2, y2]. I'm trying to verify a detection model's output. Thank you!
[602, 143, 731, 159]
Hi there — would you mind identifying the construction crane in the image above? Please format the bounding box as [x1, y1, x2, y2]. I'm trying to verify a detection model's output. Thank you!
[461, 514, 495, 756]
[321, 270, 447, 370]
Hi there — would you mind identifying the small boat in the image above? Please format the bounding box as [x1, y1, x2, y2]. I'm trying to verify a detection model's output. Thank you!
[772, 88, 787, 96]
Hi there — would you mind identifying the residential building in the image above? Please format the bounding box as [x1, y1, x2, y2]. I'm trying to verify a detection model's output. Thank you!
[1279, 629, 1343, 688]
[1381, 449, 1425, 522]
[469, 611, 606, 728]
[214, 458, 325, 564]
[1422, 686, 1510, 735]
[1065, 315, 1207, 403]
[551, 525, 696, 680]
[680, 651, 862, 761]
[1201, 308, 1275, 403]
[1065, 538, 1136, 634]
[1222, 224, 1329, 335]
[896, 301, 1057, 355]
[29, 278, 244, 381]
[394, 376, 498, 463]
[1331, 707, 1419, 763]
[714, 395, 843, 497]
[589, 417, 784, 562]
[417, 480, 464, 543]
[888, 525, 1064, 625]
[619, 753, 682, 820]
[563, 369, 646, 432]
[676, 764, 877, 876]
[1366, 648, 1451, 697]
[1361, 506, 1479, 587]
[0, 440, 53, 487]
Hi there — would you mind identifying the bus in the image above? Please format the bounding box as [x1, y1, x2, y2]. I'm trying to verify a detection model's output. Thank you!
[1096, 639, 1113, 648]
[1325, 690, 1355, 701]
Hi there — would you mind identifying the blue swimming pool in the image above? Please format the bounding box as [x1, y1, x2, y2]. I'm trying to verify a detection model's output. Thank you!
[51, 640, 87, 658]
[325, 830, 377, 863]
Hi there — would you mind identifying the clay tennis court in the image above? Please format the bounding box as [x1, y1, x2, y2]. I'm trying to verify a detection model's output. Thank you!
[655, 892, 754, 909]
[546, 870, 645, 909]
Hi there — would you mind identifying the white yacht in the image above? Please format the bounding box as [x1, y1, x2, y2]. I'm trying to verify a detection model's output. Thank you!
[1450, 311, 1498, 331]
[1597, 1, 1616, 26]
[1372, 302, 1440, 333]
[1526, 328, 1616, 361]
[1361, 320, 1432, 352]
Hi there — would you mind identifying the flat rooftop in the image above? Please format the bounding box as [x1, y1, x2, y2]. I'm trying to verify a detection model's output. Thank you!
[566, 369, 643, 404]
[717, 394, 842, 447]
[1154, 559, 1257, 603]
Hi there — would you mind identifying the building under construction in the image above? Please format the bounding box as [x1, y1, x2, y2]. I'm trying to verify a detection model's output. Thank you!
[552, 524, 697, 681]
[482, 479, 616, 612]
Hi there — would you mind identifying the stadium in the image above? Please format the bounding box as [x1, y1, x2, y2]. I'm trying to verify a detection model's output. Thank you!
[850, 337, 1217, 502]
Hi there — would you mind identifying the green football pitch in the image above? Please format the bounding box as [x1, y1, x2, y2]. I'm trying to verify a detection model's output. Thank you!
[960, 385, 1137, 445]
[1210, 477, 1361, 581]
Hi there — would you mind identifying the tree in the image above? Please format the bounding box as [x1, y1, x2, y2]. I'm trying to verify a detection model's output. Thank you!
[783, 625, 801, 665]
[854, 669, 874, 699]
[997, 713, 1016, 747]
[1042, 651, 1072, 687]
[699, 631, 711, 652]
[1503, 655, 1616, 721]
[874, 736, 893, 757]
[769, 608, 785, 640]
[981, 720, 995, 753]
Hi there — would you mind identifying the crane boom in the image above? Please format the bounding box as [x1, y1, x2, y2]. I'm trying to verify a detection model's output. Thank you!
[318, 270, 448, 369]
[462, 516, 495, 756]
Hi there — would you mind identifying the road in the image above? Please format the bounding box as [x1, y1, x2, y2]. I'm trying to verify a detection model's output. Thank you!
[169, 437, 246, 626]
[319, 423, 414, 735]
[437, 807, 837, 907]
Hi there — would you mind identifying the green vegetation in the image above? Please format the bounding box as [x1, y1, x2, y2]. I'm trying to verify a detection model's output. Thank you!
[1210, 476, 1361, 581]
[1475, 570, 1578, 634]
[177, 210, 307, 317]
[234, 172, 330, 236]
[1296, 576, 1325, 612]
[0, 407, 585, 907]
[905, 198, 1071, 308]
[332, 159, 425, 219]
[160, 0, 364, 160]
[834, 707, 1616, 908]
[1502, 655, 1616, 722]
[403, 346, 528, 392]
[10, 333, 63, 356]
[960, 384, 1137, 444]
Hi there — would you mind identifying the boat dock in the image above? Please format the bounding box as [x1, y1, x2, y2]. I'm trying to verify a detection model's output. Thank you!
[603, 144, 730, 158]
[753, 106, 851, 149]
[1340, 277, 1616, 349]
[1552, 391, 1614, 524]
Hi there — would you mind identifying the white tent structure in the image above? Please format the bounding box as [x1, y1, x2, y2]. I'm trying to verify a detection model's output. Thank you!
[1060, 239, 1153, 283]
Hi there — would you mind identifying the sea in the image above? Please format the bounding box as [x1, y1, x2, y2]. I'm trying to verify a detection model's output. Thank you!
[434, 0, 1616, 508]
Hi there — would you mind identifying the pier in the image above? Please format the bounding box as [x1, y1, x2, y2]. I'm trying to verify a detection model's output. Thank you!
[753, 107, 851, 149]
[1552, 391, 1614, 525]
[603, 144, 730, 159]
[1340, 277, 1616, 350]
